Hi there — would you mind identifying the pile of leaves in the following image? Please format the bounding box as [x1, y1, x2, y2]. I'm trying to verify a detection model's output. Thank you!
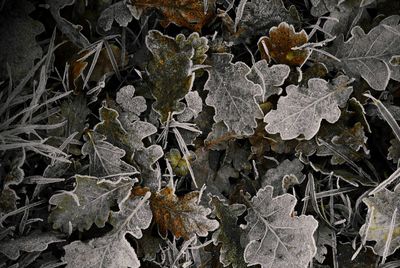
[1, 0, 400, 267]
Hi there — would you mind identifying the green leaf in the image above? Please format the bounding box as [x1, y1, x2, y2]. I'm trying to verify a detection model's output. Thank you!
[204, 53, 263, 136]
[49, 175, 133, 233]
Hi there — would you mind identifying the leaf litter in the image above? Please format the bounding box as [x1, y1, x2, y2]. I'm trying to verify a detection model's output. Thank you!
[0, 0, 400, 267]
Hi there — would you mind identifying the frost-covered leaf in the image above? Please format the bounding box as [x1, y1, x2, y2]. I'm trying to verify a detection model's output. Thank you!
[135, 145, 164, 191]
[331, 16, 400, 91]
[314, 225, 334, 263]
[388, 138, 400, 164]
[116, 85, 147, 123]
[262, 158, 305, 196]
[133, 0, 216, 31]
[236, 0, 300, 40]
[63, 233, 140, 268]
[109, 192, 153, 239]
[0, 188, 19, 214]
[145, 30, 195, 121]
[322, 0, 370, 39]
[317, 122, 369, 165]
[310, 0, 339, 17]
[49, 175, 133, 233]
[225, 141, 252, 172]
[150, 186, 219, 240]
[48, 95, 90, 139]
[247, 60, 290, 102]
[264, 75, 353, 140]
[47, 0, 89, 48]
[211, 196, 247, 268]
[94, 105, 130, 153]
[63, 190, 152, 268]
[98, 1, 133, 31]
[0, 232, 63, 260]
[205, 122, 236, 151]
[177, 91, 203, 122]
[243, 186, 318, 268]
[176, 32, 209, 65]
[2, 150, 25, 188]
[0, 151, 25, 213]
[0, 0, 44, 80]
[360, 185, 400, 257]
[258, 22, 310, 67]
[94, 105, 156, 158]
[82, 131, 137, 179]
[204, 53, 263, 136]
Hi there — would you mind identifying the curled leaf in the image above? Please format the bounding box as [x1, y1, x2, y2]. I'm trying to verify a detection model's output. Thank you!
[236, 0, 300, 40]
[262, 158, 305, 196]
[98, 1, 134, 31]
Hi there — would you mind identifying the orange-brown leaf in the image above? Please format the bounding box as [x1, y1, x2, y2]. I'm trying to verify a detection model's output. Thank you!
[258, 22, 310, 66]
[150, 187, 219, 240]
[132, 0, 216, 31]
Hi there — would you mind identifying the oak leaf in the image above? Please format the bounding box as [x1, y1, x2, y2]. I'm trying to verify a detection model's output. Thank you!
[330, 15, 400, 91]
[150, 186, 219, 240]
[204, 53, 263, 136]
[258, 22, 310, 66]
[82, 131, 137, 180]
[211, 196, 247, 268]
[243, 186, 318, 268]
[264, 75, 353, 140]
[144, 30, 195, 121]
[63, 233, 140, 268]
[236, 0, 300, 40]
[132, 0, 216, 31]
[0, 232, 63, 260]
[48, 175, 133, 233]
